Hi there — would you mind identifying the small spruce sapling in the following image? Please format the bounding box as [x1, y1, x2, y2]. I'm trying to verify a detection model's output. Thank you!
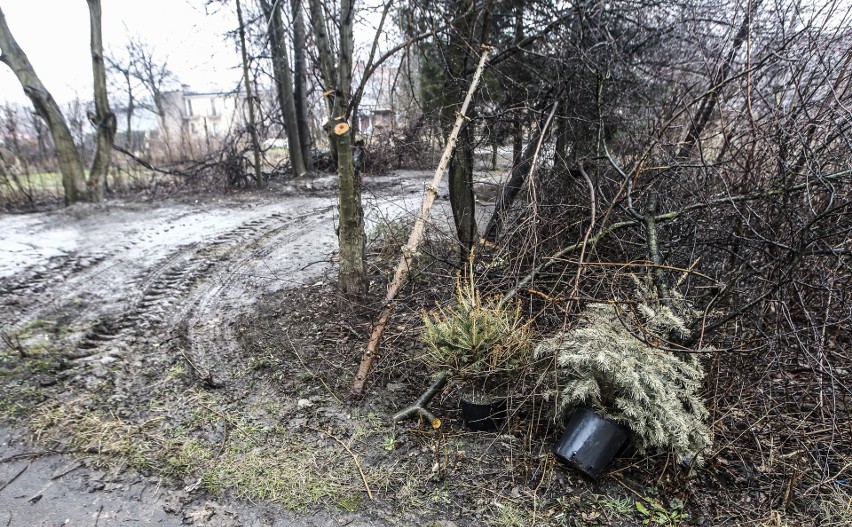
[421, 275, 530, 395]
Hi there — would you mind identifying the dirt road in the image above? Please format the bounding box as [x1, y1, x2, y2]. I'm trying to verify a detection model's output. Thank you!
[0, 175, 446, 526]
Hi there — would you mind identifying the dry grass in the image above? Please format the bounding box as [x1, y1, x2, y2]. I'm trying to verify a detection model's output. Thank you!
[27, 390, 368, 512]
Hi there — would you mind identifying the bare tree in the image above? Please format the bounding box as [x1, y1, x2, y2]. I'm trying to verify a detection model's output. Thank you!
[125, 38, 178, 157]
[291, 0, 313, 171]
[0, 6, 86, 204]
[309, 0, 367, 299]
[65, 98, 89, 161]
[106, 52, 139, 150]
[234, 0, 264, 188]
[86, 0, 116, 201]
[259, 0, 308, 176]
[439, 0, 483, 262]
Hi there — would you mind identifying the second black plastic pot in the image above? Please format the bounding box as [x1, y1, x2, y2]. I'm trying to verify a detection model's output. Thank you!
[554, 406, 627, 479]
[460, 397, 507, 432]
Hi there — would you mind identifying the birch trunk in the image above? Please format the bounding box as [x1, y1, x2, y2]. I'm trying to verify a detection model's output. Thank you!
[350, 48, 491, 398]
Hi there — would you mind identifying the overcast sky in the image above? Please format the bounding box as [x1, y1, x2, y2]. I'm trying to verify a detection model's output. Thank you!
[0, 0, 241, 106]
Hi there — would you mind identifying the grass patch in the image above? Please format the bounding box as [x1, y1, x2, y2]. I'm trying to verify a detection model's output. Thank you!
[31, 401, 167, 472]
[1, 171, 64, 195]
[202, 444, 357, 510]
[489, 502, 536, 527]
[162, 438, 215, 478]
[820, 481, 852, 527]
[28, 391, 366, 512]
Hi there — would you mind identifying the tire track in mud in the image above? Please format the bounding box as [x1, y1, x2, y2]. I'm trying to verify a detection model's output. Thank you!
[0, 251, 112, 317]
[0, 206, 289, 329]
[178, 206, 336, 386]
[69, 207, 334, 364]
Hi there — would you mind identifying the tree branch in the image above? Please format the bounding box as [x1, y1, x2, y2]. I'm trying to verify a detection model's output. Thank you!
[500, 168, 852, 306]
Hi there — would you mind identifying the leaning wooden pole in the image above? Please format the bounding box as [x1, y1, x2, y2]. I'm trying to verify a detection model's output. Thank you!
[350, 46, 492, 399]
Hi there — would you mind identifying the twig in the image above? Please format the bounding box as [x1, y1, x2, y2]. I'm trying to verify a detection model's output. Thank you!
[111, 144, 200, 179]
[299, 256, 333, 271]
[392, 372, 449, 428]
[94, 504, 104, 527]
[284, 329, 343, 405]
[611, 474, 645, 501]
[320, 429, 374, 500]
[177, 347, 221, 388]
[0, 332, 25, 357]
[568, 164, 597, 304]
[0, 451, 56, 463]
[50, 460, 83, 480]
[0, 463, 28, 493]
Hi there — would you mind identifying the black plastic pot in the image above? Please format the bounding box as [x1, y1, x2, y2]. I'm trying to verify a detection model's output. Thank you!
[554, 406, 627, 479]
[460, 397, 507, 432]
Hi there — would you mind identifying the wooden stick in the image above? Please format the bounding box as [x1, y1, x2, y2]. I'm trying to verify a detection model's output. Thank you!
[321, 429, 374, 500]
[0, 463, 28, 493]
[349, 46, 492, 399]
[391, 372, 449, 427]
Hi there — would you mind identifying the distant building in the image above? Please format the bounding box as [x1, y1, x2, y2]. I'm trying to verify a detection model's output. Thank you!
[160, 87, 247, 150]
[357, 108, 396, 136]
[354, 61, 419, 138]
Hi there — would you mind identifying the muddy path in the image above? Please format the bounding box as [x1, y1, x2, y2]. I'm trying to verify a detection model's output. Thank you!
[0, 172, 469, 526]
[0, 169, 728, 527]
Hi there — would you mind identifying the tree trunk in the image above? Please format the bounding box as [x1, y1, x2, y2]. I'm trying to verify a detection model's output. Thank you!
[485, 126, 542, 241]
[553, 114, 569, 173]
[307, 0, 338, 168]
[0, 7, 86, 205]
[512, 116, 523, 168]
[235, 0, 264, 188]
[334, 104, 367, 299]
[334, 0, 366, 299]
[485, 101, 558, 241]
[308, 0, 366, 298]
[678, 0, 760, 158]
[292, 0, 313, 172]
[511, 2, 524, 170]
[448, 125, 476, 259]
[123, 71, 135, 149]
[261, 0, 307, 177]
[440, 0, 478, 261]
[87, 0, 116, 202]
